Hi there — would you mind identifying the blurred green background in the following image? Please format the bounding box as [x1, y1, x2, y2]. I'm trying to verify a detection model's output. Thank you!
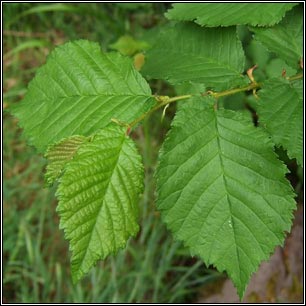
[3, 3, 303, 303]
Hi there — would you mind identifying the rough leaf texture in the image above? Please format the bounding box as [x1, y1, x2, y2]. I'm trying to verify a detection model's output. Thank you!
[166, 3, 297, 27]
[11, 40, 154, 152]
[142, 23, 247, 90]
[250, 6, 303, 69]
[44, 135, 89, 186]
[258, 78, 303, 166]
[56, 125, 144, 283]
[156, 100, 296, 298]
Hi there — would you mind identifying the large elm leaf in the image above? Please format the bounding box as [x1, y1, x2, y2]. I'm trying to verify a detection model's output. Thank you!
[166, 3, 297, 27]
[56, 125, 144, 282]
[250, 6, 303, 69]
[258, 78, 303, 166]
[11, 40, 154, 152]
[156, 100, 296, 298]
[142, 23, 247, 90]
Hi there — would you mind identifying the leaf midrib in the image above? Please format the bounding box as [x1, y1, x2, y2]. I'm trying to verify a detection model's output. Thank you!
[214, 111, 242, 286]
[77, 133, 126, 274]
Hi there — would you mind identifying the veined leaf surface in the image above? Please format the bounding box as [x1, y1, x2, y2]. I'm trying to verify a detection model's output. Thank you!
[251, 6, 303, 69]
[56, 125, 144, 282]
[258, 78, 303, 166]
[156, 100, 296, 298]
[11, 40, 155, 152]
[44, 135, 89, 186]
[166, 3, 297, 27]
[142, 23, 247, 90]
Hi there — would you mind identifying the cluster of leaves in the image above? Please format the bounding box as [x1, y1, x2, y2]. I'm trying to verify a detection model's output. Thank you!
[10, 3, 302, 299]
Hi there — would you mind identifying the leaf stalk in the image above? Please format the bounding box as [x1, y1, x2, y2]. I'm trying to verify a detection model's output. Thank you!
[124, 72, 303, 132]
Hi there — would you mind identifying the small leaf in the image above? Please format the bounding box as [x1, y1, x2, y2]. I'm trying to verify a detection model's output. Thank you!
[44, 135, 89, 186]
[143, 23, 247, 90]
[250, 6, 303, 69]
[166, 3, 297, 27]
[156, 100, 296, 298]
[109, 35, 150, 56]
[133, 52, 145, 71]
[10, 40, 155, 152]
[258, 78, 303, 166]
[56, 125, 144, 282]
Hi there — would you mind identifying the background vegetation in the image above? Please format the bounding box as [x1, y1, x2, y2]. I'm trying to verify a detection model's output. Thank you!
[3, 3, 303, 303]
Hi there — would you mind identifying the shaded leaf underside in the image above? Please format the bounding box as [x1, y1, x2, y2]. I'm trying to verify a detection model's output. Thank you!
[250, 6, 303, 69]
[258, 78, 303, 166]
[142, 23, 247, 90]
[156, 100, 296, 298]
[166, 3, 297, 27]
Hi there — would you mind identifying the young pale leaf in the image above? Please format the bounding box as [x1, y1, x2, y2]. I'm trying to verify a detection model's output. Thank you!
[109, 35, 150, 56]
[250, 6, 303, 69]
[258, 78, 303, 166]
[156, 100, 296, 299]
[44, 135, 89, 186]
[166, 3, 297, 27]
[142, 23, 247, 90]
[11, 40, 155, 152]
[56, 125, 144, 283]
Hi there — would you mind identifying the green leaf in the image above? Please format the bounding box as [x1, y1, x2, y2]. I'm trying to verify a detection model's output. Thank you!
[245, 39, 271, 69]
[174, 82, 205, 97]
[11, 40, 154, 152]
[166, 3, 297, 27]
[44, 135, 89, 187]
[258, 78, 303, 166]
[250, 6, 303, 69]
[156, 101, 296, 298]
[56, 125, 144, 283]
[109, 35, 150, 56]
[142, 23, 247, 90]
[265, 59, 297, 79]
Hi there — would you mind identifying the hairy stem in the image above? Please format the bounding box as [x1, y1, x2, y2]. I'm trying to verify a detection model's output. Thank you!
[206, 82, 260, 99]
[287, 72, 303, 81]
[129, 94, 193, 128]
[125, 73, 303, 132]
[207, 73, 303, 99]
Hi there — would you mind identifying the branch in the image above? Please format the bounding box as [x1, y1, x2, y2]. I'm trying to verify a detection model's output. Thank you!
[287, 73, 303, 82]
[204, 72, 303, 99]
[117, 72, 303, 134]
[128, 94, 193, 129]
[204, 82, 260, 99]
